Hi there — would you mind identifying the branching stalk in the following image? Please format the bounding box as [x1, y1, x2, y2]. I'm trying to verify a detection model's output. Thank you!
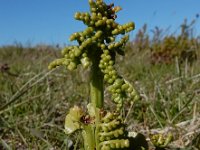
[48, 0, 140, 149]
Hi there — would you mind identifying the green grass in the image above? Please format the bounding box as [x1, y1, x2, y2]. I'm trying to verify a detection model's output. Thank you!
[0, 30, 200, 149]
[0, 45, 90, 149]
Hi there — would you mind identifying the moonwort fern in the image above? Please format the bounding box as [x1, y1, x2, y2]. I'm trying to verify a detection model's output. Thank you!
[49, 0, 140, 149]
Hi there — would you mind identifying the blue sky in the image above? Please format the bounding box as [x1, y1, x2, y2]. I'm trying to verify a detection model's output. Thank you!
[0, 0, 199, 46]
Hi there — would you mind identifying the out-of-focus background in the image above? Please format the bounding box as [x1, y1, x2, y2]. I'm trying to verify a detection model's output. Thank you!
[0, 0, 200, 149]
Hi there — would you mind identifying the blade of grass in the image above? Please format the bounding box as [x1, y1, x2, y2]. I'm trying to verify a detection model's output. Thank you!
[0, 94, 43, 115]
[0, 70, 54, 112]
[15, 127, 28, 147]
[0, 138, 12, 150]
[171, 94, 195, 123]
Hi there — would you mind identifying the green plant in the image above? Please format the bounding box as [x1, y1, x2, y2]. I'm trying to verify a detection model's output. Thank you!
[0, 17, 199, 150]
[49, 0, 140, 149]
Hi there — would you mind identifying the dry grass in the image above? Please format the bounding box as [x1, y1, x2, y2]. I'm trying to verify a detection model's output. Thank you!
[0, 21, 200, 149]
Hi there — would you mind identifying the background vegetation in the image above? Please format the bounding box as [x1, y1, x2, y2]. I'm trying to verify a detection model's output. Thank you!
[0, 19, 200, 149]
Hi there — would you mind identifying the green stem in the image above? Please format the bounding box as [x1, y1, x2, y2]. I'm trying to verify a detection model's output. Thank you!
[82, 125, 95, 150]
[89, 57, 104, 150]
[95, 108, 101, 150]
[90, 59, 104, 108]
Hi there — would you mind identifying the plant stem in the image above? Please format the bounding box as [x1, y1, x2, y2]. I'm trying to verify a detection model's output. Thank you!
[89, 57, 104, 150]
[90, 58, 104, 108]
[82, 125, 95, 150]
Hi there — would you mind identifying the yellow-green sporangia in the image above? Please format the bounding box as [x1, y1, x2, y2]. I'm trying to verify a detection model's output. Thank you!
[49, 0, 141, 149]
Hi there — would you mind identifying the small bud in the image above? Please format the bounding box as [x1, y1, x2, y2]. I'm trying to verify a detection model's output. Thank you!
[67, 62, 77, 71]
[74, 47, 81, 57]
[95, 31, 103, 38]
[95, 20, 104, 27]
[74, 12, 81, 20]
[121, 83, 129, 91]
